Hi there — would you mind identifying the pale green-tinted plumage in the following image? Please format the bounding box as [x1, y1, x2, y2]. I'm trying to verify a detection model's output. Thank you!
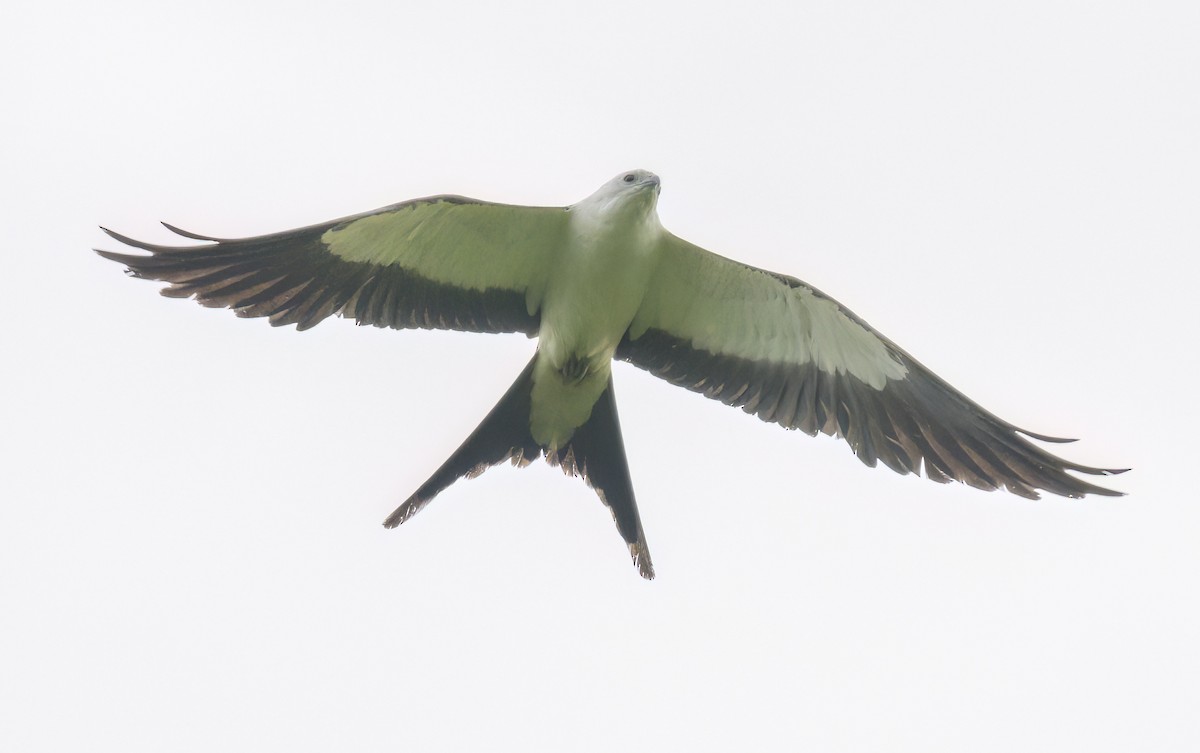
[322, 198, 567, 318]
[628, 235, 907, 390]
[96, 168, 1125, 579]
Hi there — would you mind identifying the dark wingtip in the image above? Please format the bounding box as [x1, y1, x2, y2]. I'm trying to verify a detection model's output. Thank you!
[1073, 471, 1128, 497]
[93, 248, 145, 273]
[161, 221, 222, 241]
[1018, 428, 1078, 443]
[98, 225, 210, 253]
[98, 226, 159, 251]
[1065, 462, 1131, 478]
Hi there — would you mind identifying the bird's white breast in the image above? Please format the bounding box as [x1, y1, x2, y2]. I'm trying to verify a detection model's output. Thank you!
[537, 202, 662, 370]
[529, 199, 663, 449]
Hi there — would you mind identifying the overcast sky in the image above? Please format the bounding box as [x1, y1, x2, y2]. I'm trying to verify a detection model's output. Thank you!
[3, 1, 1197, 751]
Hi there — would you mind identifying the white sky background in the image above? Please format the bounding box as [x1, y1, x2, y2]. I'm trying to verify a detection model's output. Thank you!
[2, 1, 1197, 750]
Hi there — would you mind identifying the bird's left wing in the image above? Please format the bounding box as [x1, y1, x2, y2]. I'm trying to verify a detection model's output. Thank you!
[617, 233, 1125, 499]
[97, 196, 569, 334]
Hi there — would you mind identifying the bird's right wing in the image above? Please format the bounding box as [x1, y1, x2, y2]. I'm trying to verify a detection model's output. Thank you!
[96, 196, 570, 334]
[617, 232, 1125, 499]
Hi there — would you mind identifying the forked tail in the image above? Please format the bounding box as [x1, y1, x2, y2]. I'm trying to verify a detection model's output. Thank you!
[383, 353, 655, 579]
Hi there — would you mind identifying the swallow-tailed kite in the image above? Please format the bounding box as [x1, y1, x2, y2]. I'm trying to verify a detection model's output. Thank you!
[97, 170, 1125, 578]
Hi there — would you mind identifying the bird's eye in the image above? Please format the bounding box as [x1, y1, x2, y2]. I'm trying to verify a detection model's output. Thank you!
[622, 173, 636, 183]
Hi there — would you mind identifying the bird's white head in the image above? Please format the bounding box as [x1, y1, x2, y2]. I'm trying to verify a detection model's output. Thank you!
[576, 169, 662, 215]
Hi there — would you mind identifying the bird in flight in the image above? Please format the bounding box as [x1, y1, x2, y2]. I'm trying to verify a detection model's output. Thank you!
[97, 169, 1125, 579]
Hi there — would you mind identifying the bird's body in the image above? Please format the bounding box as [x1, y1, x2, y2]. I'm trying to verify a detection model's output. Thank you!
[97, 170, 1125, 579]
[534, 172, 662, 448]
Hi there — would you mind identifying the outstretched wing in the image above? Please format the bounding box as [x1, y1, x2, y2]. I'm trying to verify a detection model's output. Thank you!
[96, 196, 569, 334]
[617, 233, 1126, 499]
